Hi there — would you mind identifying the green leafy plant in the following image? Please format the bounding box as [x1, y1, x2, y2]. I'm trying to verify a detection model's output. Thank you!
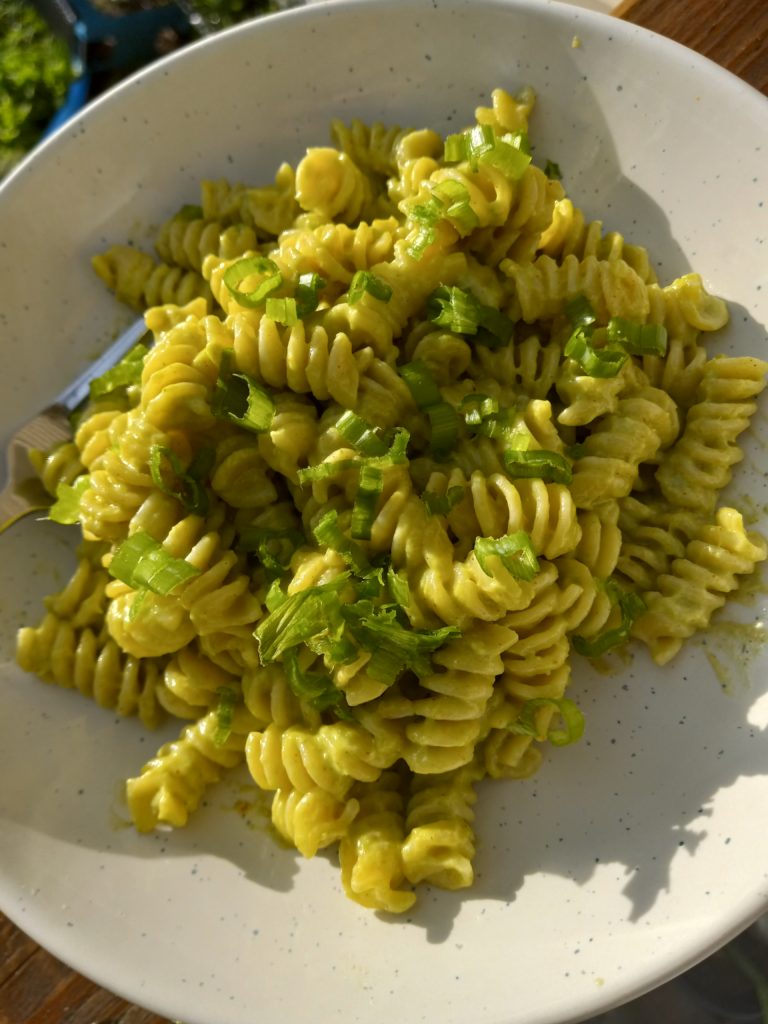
[0, 2, 74, 174]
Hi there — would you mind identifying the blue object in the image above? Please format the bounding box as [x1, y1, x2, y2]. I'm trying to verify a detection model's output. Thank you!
[65, 0, 191, 73]
[33, 0, 192, 77]
[42, 72, 91, 137]
[33, 0, 194, 139]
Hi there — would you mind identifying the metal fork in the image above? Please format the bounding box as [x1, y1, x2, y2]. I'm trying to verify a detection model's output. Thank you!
[0, 318, 148, 535]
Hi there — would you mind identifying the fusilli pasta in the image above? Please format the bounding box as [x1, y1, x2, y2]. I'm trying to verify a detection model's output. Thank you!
[18, 86, 766, 915]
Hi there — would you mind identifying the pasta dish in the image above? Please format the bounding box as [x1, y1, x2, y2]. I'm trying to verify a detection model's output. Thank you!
[16, 87, 767, 913]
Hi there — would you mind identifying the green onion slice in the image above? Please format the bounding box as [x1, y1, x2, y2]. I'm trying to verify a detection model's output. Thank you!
[312, 509, 370, 575]
[295, 272, 326, 318]
[48, 474, 91, 525]
[282, 648, 353, 719]
[565, 294, 597, 328]
[474, 531, 539, 581]
[543, 159, 562, 181]
[460, 393, 499, 427]
[410, 196, 443, 227]
[90, 342, 148, 400]
[607, 317, 668, 356]
[213, 368, 275, 433]
[427, 284, 481, 334]
[213, 685, 237, 745]
[108, 531, 200, 594]
[407, 225, 437, 261]
[399, 361, 443, 409]
[237, 526, 304, 577]
[149, 445, 213, 516]
[347, 270, 392, 305]
[297, 425, 409, 485]
[335, 410, 389, 457]
[343, 601, 460, 683]
[510, 697, 585, 746]
[265, 296, 298, 326]
[503, 448, 573, 484]
[481, 136, 531, 179]
[443, 125, 531, 179]
[564, 327, 627, 378]
[422, 485, 465, 516]
[255, 575, 349, 663]
[351, 463, 384, 541]
[223, 256, 282, 308]
[426, 285, 514, 346]
[427, 401, 460, 459]
[176, 203, 204, 220]
[572, 580, 646, 657]
[386, 565, 410, 608]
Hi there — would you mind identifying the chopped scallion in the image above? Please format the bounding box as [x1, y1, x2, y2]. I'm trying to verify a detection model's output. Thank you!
[474, 531, 539, 581]
[89, 342, 148, 400]
[237, 526, 304, 577]
[503, 448, 573, 484]
[48, 474, 91, 525]
[222, 255, 283, 308]
[213, 685, 237, 746]
[335, 410, 388, 457]
[399, 361, 443, 409]
[607, 317, 668, 356]
[386, 565, 410, 608]
[426, 285, 514, 346]
[149, 445, 213, 516]
[347, 270, 392, 305]
[509, 697, 585, 746]
[572, 580, 646, 657]
[565, 294, 597, 328]
[312, 509, 370, 575]
[295, 271, 326, 318]
[564, 326, 627, 378]
[427, 401, 460, 459]
[108, 531, 200, 594]
[282, 648, 353, 719]
[213, 369, 276, 433]
[351, 463, 384, 540]
[422, 485, 465, 516]
[265, 296, 299, 326]
[255, 575, 348, 663]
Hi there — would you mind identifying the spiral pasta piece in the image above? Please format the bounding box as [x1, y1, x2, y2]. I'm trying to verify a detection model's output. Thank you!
[331, 117, 410, 178]
[92, 244, 213, 312]
[295, 148, 375, 224]
[656, 356, 768, 513]
[271, 786, 360, 858]
[501, 252, 650, 324]
[397, 622, 518, 774]
[126, 703, 256, 831]
[401, 761, 481, 890]
[155, 214, 257, 272]
[631, 508, 767, 664]
[245, 717, 403, 799]
[538, 198, 657, 284]
[16, 552, 166, 728]
[339, 769, 416, 913]
[570, 385, 680, 508]
[423, 468, 581, 560]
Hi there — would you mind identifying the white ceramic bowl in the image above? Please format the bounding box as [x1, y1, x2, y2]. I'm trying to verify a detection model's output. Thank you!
[1, 2, 767, 1022]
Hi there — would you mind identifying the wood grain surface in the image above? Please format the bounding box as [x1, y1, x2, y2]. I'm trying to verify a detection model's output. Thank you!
[1, 1, 766, 1022]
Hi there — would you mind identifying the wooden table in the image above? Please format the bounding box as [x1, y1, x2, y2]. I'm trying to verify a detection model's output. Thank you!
[1, 1, 767, 1021]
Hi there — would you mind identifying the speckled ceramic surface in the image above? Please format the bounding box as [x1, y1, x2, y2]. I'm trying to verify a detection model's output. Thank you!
[0, 2, 767, 1022]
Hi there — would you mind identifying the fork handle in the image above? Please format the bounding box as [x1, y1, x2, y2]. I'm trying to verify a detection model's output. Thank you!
[0, 478, 50, 536]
